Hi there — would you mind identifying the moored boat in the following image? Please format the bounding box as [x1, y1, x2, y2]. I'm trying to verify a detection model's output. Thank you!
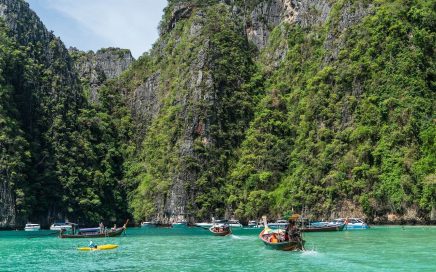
[172, 220, 188, 228]
[333, 218, 369, 229]
[24, 223, 41, 231]
[50, 222, 74, 231]
[59, 220, 128, 238]
[140, 221, 155, 228]
[195, 222, 213, 229]
[247, 220, 262, 228]
[228, 220, 242, 228]
[301, 223, 345, 232]
[268, 219, 289, 229]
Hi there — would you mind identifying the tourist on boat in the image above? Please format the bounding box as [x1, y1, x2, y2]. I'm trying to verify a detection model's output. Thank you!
[285, 217, 302, 243]
[99, 222, 104, 233]
[269, 233, 278, 243]
[112, 224, 117, 231]
[89, 241, 97, 249]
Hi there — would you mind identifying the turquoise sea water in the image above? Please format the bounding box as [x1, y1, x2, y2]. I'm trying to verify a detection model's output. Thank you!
[0, 226, 435, 271]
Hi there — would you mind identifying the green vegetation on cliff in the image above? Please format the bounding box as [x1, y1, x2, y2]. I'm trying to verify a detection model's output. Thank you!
[0, 3, 130, 225]
[1, 0, 434, 227]
[228, 0, 435, 221]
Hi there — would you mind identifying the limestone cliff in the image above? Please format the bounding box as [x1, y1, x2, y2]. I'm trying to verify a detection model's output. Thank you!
[70, 47, 134, 102]
[0, 0, 434, 227]
[125, 0, 434, 224]
[0, 0, 82, 228]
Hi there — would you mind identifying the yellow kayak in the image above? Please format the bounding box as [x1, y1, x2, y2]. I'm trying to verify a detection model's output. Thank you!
[78, 244, 118, 251]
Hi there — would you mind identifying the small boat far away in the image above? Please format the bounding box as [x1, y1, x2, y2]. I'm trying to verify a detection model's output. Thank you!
[332, 218, 369, 229]
[172, 219, 188, 228]
[24, 223, 41, 231]
[228, 220, 243, 228]
[209, 220, 231, 236]
[247, 220, 264, 228]
[195, 222, 213, 229]
[259, 215, 305, 251]
[267, 219, 288, 229]
[50, 222, 74, 231]
[140, 221, 155, 228]
[298, 218, 346, 232]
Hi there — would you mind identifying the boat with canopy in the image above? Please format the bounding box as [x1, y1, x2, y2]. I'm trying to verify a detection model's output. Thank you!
[59, 220, 128, 238]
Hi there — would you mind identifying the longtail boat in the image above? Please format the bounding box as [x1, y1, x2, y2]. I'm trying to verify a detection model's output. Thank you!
[259, 215, 305, 251]
[59, 220, 128, 239]
[209, 225, 231, 236]
[208, 219, 232, 236]
[301, 223, 345, 232]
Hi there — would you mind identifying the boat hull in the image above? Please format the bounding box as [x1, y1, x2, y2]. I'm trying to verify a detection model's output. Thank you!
[24, 228, 40, 231]
[172, 223, 188, 228]
[261, 239, 305, 251]
[259, 229, 304, 251]
[141, 222, 155, 228]
[345, 224, 369, 230]
[301, 224, 345, 232]
[24, 224, 41, 231]
[209, 226, 231, 236]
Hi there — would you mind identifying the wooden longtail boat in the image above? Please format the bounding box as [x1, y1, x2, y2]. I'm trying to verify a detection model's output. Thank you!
[209, 225, 231, 236]
[59, 220, 128, 239]
[259, 229, 305, 251]
[301, 223, 345, 232]
[259, 215, 305, 251]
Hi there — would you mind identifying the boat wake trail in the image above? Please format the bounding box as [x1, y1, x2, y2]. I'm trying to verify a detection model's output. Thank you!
[301, 249, 319, 256]
[230, 235, 244, 240]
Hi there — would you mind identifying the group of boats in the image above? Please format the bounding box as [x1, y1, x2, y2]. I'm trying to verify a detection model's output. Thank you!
[139, 217, 368, 231]
[23, 216, 368, 252]
[24, 222, 75, 231]
[140, 216, 368, 251]
[24, 220, 129, 239]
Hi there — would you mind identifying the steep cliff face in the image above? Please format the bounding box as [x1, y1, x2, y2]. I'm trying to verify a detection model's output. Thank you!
[1, 0, 434, 226]
[122, 0, 434, 224]
[0, 0, 130, 228]
[246, 0, 331, 49]
[70, 47, 134, 102]
[0, 0, 84, 227]
[116, 2, 257, 222]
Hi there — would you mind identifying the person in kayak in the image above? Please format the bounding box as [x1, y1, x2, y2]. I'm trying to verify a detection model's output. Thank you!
[89, 241, 97, 249]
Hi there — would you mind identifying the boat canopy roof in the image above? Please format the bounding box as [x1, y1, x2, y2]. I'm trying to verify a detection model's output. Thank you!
[79, 227, 100, 232]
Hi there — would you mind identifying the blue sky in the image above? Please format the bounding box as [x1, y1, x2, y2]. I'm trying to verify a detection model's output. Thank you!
[26, 0, 168, 58]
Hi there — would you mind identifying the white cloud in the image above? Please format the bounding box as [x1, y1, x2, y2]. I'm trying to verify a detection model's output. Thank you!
[44, 0, 167, 58]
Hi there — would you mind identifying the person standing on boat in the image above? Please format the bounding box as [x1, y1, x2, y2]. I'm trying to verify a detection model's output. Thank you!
[285, 215, 302, 243]
[99, 222, 104, 233]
